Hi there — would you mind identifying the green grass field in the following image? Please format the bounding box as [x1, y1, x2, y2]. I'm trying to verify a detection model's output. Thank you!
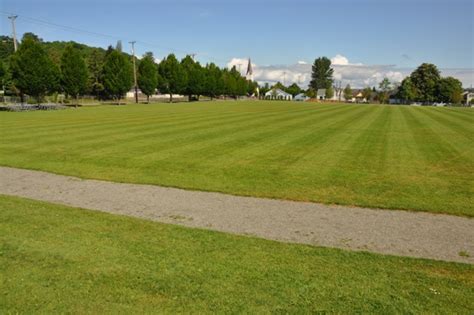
[0, 101, 472, 216]
[1, 195, 473, 313]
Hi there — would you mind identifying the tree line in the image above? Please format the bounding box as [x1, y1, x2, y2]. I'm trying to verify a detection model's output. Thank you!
[307, 56, 464, 104]
[0, 34, 256, 104]
[0, 33, 465, 105]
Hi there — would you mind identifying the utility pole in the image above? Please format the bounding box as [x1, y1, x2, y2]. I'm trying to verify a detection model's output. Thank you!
[129, 41, 138, 104]
[8, 15, 18, 52]
[283, 72, 286, 86]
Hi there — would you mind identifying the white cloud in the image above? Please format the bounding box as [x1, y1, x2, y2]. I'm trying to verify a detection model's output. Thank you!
[297, 60, 308, 65]
[331, 54, 349, 66]
[228, 54, 474, 88]
[330, 54, 363, 66]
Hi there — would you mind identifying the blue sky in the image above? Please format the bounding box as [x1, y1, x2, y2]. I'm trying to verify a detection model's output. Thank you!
[1, 0, 473, 87]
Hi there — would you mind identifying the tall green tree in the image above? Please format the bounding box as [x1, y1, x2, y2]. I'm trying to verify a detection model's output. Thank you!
[88, 49, 105, 97]
[286, 83, 302, 97]
[378, 78, 391, 104]
[181, 55, 203, 101]
[436, 76, 463, 104]
[397, 77, 417, 103]
[157, 54, 187, 102]
[343, 84, 352, 101]
[137, 52, 158, 103]
[10, 36, 59, 103]
[102, 49, 133, 104]
[203, 63, 223, 99]
[247, 80, 259, 96]
[60, 44, 89, 104]
[223, 67, 238, 98]
[410, 63, 440, 103]
[309, 57, 333, 91]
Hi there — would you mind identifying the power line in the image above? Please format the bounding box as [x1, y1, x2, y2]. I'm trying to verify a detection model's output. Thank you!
[0, 10, 233, 65]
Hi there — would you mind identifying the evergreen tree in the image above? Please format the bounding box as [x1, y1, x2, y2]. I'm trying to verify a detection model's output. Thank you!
[137, 52, 158, 103]
[102, 49, 133, 104]
[60, 44, 89, 104]
[10, 36, 59, 103]
[309, 57, 333, 91]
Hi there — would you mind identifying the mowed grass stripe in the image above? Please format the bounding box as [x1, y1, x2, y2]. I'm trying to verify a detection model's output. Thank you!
[246, 105, 377, 169]
[234, 106, 385, 199]
[130, 104, 361, 166]
[0, 102, 472, 216]
[297, 106, 395, 206]
[416, 107, 474, 143]
[439, 107, 474, 122]
[0, 104, 277, 140]
[4, 104, 335, 150]
[6, 105, 337, 162]
[398, 107, 473, 213]
[79, 104, 346, 157]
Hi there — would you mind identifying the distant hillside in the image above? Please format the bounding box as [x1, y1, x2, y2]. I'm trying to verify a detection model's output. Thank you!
[0, 33, 131, 66]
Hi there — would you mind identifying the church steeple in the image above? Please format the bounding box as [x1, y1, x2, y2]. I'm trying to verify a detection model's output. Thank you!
[246, 58, 253, 81]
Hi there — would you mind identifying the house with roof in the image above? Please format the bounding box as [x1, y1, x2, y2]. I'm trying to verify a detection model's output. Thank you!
[265, 88, 293, 100]
[462, 91, 474, 106]
[316, 89, 326, 100]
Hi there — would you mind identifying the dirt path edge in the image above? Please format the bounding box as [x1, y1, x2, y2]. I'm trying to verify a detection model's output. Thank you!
[1, 166, 473, 263]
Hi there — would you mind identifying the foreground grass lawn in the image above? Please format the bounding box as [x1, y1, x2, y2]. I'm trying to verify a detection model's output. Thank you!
[0, 101, 472, 216]
[0, 195, 473, 313]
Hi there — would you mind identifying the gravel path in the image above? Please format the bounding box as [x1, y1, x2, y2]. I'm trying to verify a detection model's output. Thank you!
[1, 166, 473, 263]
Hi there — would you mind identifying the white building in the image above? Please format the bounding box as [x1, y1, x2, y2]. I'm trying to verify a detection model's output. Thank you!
[265, 88, 293, 100]
[463, 91, 474, 106]
[316, 89, 326, 100]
